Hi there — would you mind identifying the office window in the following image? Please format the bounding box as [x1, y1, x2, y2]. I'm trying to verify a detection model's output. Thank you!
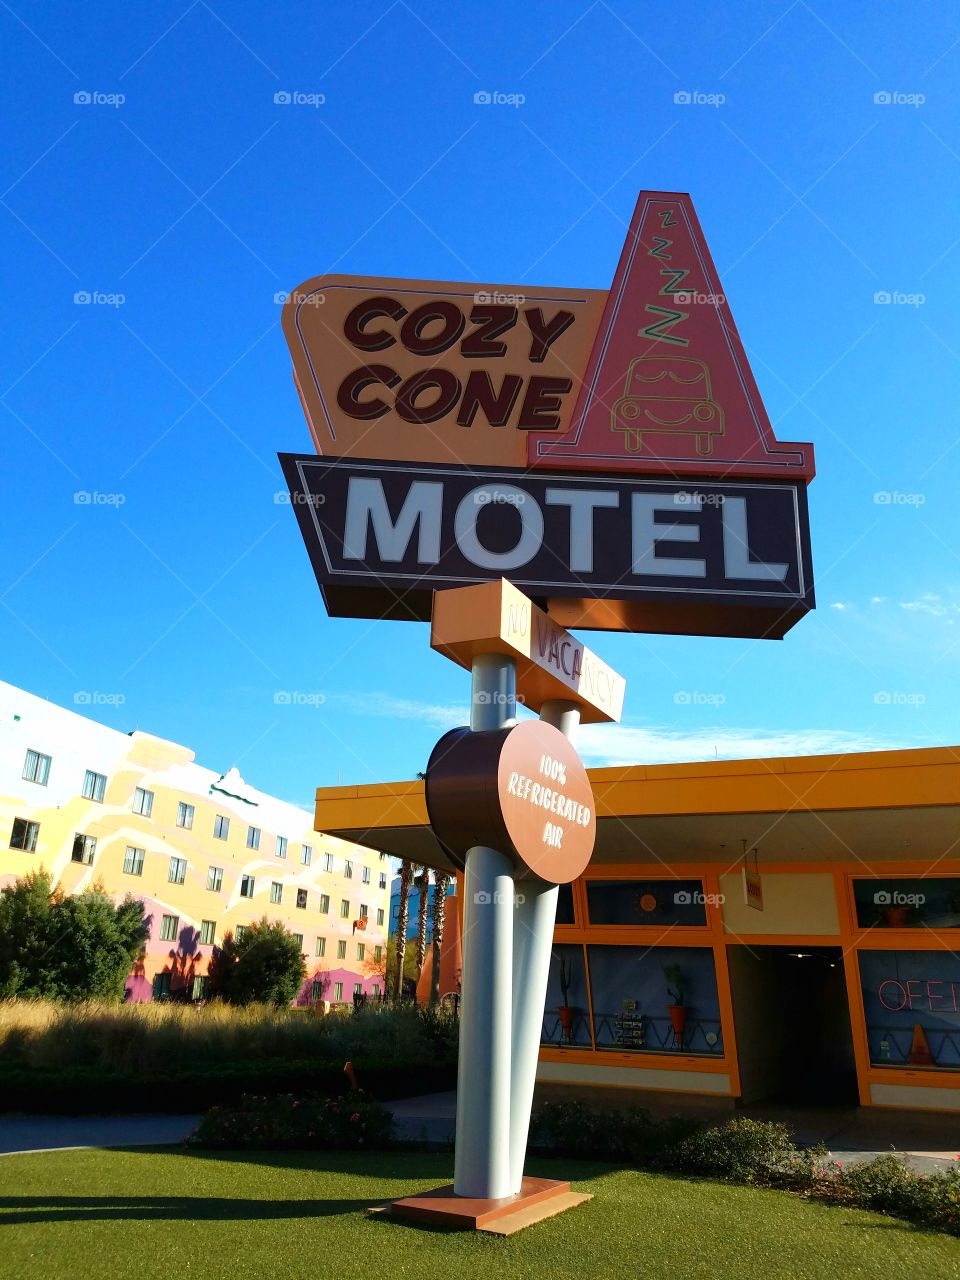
[246, 825, 261, 850]
[336, 940, 346, 959]
[270, 882, 283, 905]
[240, 874, 255, 898]
[213, 814, 229, 840]
[152, 972, 171, 1000]
[71, 833, 96, 865]
[334, 982, 343, 1001]
[159, 914, 179, 942]
[354, 983, 362, 996]
[340, 899, 350, 919]
[123, 846, 144, 876]
[301, 844, 313, 866]
[199, 919, 216, 945]
[379, 872, 387, 889]
[22, 749, 51, 785]
[359, 904, 368, 921]
[377, 908, 385, 926]
[191, 975, 210, 1001]
[344, 859, 353, 879]
[374, 945, 383, 963]
[168, 856, 187, 885]
[177, 802, 194, 830]
[292, 933, 304, 951]
[296, 888, 308, 910]
[322, 852, 334, 872]
[207, 865, 223, 892]
[133, 787, 153, 817]
[275, 835, 288, 859]
[319, 893, 330, 914]
[235, 924, 248, 942]
[10, 818, 39, 852]
[316, 937, 326, 957]
[362, 865, 371, 884]
[311, 979, 324, 1002]
[82, 769, 106, 802]
[357, 942, 365, 961]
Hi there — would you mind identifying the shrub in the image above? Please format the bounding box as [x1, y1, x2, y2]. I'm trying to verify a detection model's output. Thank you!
[668, 1118, 825, 1186]
[210, 919, 306, 1006]
[190, 1091, 394, 1150]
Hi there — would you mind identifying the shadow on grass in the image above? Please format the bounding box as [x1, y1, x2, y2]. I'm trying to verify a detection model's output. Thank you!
[0, 1194, 380, 1227]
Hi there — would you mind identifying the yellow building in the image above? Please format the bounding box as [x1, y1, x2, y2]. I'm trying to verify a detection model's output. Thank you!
[1, 681, 389, 1004]
[316, 745, 960, 1112]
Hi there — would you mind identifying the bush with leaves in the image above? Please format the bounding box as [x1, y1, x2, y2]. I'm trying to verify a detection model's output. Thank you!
[209, 918, 306, 1006]
[190, 1090, 393, 1150]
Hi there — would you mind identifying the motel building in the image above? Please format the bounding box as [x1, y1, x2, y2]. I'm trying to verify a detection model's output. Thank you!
[0, 681, 390, 1006]
[317, 744, 960, 1113]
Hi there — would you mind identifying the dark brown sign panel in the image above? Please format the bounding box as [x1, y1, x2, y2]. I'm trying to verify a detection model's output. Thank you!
[279, 453, 814, 639]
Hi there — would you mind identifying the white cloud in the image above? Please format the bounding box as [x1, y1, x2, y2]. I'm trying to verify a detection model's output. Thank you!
[577, 722, 900, 768]
[332, 691, 463, 730]
[830, 602, 849, 610]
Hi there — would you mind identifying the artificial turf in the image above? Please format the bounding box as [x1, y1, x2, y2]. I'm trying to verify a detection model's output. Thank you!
[0, 1147, 956, 1280]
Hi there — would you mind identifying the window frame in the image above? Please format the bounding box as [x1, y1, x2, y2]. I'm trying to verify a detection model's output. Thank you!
[133, 787, 154, 817]
[168, 856, 187, 885]
[23, 749, 51, 786]
[82, 769, 106, 802]
[177, 801, 195, 830]
[10, 818, 40, 852]
[159, 913, 179, 943]
[123, 845, 145, 876]
[71, 832, 97, 865]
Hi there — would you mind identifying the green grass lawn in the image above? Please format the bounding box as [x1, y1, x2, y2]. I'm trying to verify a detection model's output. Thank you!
[0, 1147, 956, 1280]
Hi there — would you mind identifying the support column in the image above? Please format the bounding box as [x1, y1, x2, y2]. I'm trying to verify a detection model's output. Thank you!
[453, 653, 517, 1199]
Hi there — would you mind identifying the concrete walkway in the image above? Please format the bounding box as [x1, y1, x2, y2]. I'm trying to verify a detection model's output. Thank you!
[0, 1114, 199, 1156]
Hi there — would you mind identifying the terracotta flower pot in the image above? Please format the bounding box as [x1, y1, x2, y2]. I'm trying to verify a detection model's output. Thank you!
[558, 1005, 575, 1037]
[883, 906, 909, 928]
[668, 1003, 687, 1048]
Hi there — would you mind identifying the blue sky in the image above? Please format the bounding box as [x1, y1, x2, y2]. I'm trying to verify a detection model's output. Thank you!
[2, 2, 959, 809]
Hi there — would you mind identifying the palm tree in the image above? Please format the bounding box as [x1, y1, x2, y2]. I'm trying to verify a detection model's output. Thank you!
[393, 859, 412, 1003]
[429, 872, 451, 1007]
[415, 864, 430, 979]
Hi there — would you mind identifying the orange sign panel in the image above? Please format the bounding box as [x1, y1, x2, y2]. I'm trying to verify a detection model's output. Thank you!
[282, 276, 606, 467]
[526, 191, 815, 480]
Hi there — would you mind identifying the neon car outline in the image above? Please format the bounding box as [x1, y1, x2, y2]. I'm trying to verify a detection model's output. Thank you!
[611, 356, 725, 456]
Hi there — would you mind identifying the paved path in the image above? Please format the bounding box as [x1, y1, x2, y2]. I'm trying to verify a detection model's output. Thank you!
[0, 1114, 199, 1155]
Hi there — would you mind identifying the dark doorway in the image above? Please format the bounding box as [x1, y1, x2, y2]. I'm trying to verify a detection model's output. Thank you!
[727, 945, 858, 1104]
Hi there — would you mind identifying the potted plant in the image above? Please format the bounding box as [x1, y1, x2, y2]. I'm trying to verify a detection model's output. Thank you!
[663, 963, 687, 1048]
[556, 952, 575, 1039]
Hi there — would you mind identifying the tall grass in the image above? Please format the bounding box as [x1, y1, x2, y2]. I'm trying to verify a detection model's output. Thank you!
[0, 999, 458, 1073]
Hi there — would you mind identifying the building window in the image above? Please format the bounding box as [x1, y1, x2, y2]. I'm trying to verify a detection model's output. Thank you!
[133, 787, 153, 817]
[82, 770, 106, 802]
[585, 879, 710, 928]
[207, 866, 223, 892]
[334, 982, 343, 1001]
[323, 852, 334, 872]
[177, 802, 194, 830]
[235, 924, 248, 942]
[340, 899, 350, 919]
[123, 846, 144, 876]
[301, 844, 313, 866]
[292, 933, 304, 951]
[362, 865, 371, 884]
[372, 984, 380, 996]
[344, 859, 353, 879]
[270, 882, 283, 905]
[213, 814, 229, 840]
[191, 975, 210, 1001]
[336, 940, 346, 959]
[22, 749, 51, 786]
[152, 972, 171, 1000]
[357, 943, 365, 961]
[10, 818, 39, 852]
[246, 825, 261, 850]
[852, 878, 960, 930]
[354, 983, 362, 996]
[379, 872, 387, 890]
[376, 908, 385, 926]
[159, 914, 179, 942]
[240, 874, 255, 898]
[276, 835, 288, 859]
[319, 894, 330, 914]
[311, 979, 324, 1002]
[199, 919, 216, 945]
[359, 904, 368, 921]
[374, 945, 383, 963]
[296, 888, 308, 910]
[168, 856, 187, 885]
[316, 937, 326, 957]
[71, 833, 97, 865]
